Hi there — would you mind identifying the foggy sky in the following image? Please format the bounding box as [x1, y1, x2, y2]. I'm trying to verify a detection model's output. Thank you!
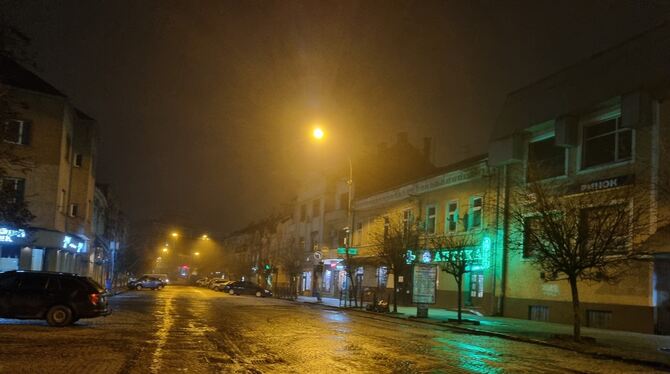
[1, 0, 667, 236]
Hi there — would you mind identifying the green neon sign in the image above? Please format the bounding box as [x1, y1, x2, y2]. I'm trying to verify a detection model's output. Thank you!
[337, 247, 358, 255]
[405, 236, 492, 270]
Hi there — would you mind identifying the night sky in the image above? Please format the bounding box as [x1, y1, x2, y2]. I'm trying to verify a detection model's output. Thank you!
[1, 0, 667, 236]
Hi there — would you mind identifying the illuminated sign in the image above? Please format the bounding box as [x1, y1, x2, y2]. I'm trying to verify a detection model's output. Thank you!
[406, 236, 492, 271]
[337, 247, 358, 255]
[0, 227, 26, 243]
[62, 235, 86, 253]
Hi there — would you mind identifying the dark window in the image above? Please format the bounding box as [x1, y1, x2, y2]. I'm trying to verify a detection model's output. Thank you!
[3, 120, 31, 145]
[527, 137, 566, 182]
[403, 209, 413, 232]
[582, 117, 632, 169]
[529, 305, 549, 321]
[469, 197, 483, 230]
[587, 310, 612, 328]
[383, 217, 390, 239]
[447, 201, 458, 232]
[300, 205, 306, 222]
[0, 274, 18, 289]
[426, 206, 436, 234]
[69, 203, 79, 217]
[523, 217, 542, 258]
[1, 178, 26, 204]
[73, 153, 83, 167]
[18, 274, 48, 290]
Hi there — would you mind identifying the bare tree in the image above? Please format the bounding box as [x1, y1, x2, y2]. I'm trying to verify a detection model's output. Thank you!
[341, 248, 367, 308]
[370, 212, 423, 313]
[429, 232, 478, 323]
[510, 180, 651, 341]
[275, 237, 304, 300]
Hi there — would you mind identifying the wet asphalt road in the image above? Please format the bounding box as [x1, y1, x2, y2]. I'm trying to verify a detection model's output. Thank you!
[0, 286, 662, 373]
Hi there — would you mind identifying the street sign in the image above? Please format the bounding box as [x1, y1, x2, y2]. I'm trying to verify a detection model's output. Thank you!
[337, 247, 358, 255]
[313, 251, 322, 260]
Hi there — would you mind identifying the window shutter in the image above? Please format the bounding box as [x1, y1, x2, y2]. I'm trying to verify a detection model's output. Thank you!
[621, 91, 651, 128]
[554, 115, 578, 147]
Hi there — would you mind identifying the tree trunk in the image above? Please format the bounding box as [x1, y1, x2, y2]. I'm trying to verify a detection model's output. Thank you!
[569, 276, 581, 342]
[392, 271, 398, 313]
[456, 275, 462, 323]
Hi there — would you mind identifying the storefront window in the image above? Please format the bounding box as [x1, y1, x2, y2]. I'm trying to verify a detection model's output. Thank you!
[377, 266, 388, 289]
[0, 245, 19, 272]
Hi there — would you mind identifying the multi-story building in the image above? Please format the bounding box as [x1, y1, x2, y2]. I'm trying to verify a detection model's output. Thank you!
[488, 23, 670, 333]
[0, 55, 100, 275]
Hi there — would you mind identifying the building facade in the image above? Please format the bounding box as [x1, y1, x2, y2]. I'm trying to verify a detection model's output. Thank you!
[0, 55, 107, 278]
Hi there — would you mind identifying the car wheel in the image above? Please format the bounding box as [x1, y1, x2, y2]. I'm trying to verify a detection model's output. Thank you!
[136, 285, 142, 291]
[46, 305, 73, 327]
[255, 291, 262, 297]
[228, 289, 235, 295]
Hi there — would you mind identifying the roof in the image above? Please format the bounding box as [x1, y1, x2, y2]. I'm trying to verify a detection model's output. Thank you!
[493, 22, 670, 141]
[355, 153, 488, 200]
[0, 54, 65, 97]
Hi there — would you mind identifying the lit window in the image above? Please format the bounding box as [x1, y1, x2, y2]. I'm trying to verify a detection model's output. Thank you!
[527, 137, 566, 181]
[582, 116, 632, 169]
[447, 201, 458, 232]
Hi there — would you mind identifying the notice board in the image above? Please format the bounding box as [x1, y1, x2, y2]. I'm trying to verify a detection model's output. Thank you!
[412, 263, 437, 304]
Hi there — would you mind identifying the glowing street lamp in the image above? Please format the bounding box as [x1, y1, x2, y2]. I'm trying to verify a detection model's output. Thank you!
[171, 232, 179, 238]
[312, 127, 324, 140]
[201, 234, 209, 240]
[194, 252, 200, 256]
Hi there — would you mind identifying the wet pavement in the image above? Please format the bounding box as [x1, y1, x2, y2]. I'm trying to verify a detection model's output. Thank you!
[0, 286, 662, 373]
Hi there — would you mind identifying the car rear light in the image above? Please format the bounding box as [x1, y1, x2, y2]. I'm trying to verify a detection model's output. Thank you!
[89, 293, 100, 305]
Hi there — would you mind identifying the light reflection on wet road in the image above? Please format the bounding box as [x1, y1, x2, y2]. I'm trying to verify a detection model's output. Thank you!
[0, 286, 661, 373]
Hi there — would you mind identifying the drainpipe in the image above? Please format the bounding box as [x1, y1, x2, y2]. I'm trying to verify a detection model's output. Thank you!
[498, 164, 511, 316]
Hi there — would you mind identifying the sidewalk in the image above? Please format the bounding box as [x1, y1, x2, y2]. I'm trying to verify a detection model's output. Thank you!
[296, 296, 670, 369]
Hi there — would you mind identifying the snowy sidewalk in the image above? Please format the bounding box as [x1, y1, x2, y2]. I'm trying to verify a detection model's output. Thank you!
[295, 296, 670, 369]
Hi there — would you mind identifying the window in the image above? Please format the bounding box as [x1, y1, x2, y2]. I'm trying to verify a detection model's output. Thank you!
[582, 116, 632, 169]
[469, 197, 483, 230]
[377, 266, 388, 289]
[579, 205, 629, 252]
[523, 217, 542, 258]
[425, 205, 436, 235]
[529, 305, 549, 321]
[403, 209, 413, 232]
[18, 274, 49, 291]
[68, 203, 79, 218]
[2, 120, 30, 145]
[527, 136, 566, 181]
[355, 222, 362, 245]
[312, 199, 320, 217]
[73, 153, 83, 168]
[447, 201, 458, 232]
[470, 272, 484, 298]
[1, 178, 26, 204]
[299, 204, 306, 221]
[299, 237, 305, 251]
[587, 310, 612, 328]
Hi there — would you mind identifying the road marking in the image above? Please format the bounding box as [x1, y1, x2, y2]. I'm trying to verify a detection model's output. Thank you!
[149, 294, 175, 374]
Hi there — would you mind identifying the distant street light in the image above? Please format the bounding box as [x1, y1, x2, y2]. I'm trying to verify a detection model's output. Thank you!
[162, 247, 168, 253]
[201, 234, 209, 240]
[194, 252, 200, 256]
[171, 232, 179, 238]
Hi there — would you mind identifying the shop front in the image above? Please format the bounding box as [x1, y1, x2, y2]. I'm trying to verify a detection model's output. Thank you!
[0, 226, 90, 274]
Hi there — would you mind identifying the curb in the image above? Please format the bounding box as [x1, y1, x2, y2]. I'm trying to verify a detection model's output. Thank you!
[294, 299, 670, 371]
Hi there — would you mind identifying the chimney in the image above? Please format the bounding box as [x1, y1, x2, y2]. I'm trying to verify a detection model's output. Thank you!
[397, 132, 408, 144]
[423, 137, 432, 161]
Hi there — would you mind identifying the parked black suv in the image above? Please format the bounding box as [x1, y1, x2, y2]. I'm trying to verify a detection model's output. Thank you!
[0, 271, 111, 327]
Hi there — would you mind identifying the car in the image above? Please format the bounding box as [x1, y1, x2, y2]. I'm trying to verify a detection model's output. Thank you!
[0, 270, 110, 327]
[209, 279, 230, 291]
[143, 273, 169, 285]
[195, 278, 209, 287]
[223, 281, 272, 297]
[128, 276, 164, 290]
